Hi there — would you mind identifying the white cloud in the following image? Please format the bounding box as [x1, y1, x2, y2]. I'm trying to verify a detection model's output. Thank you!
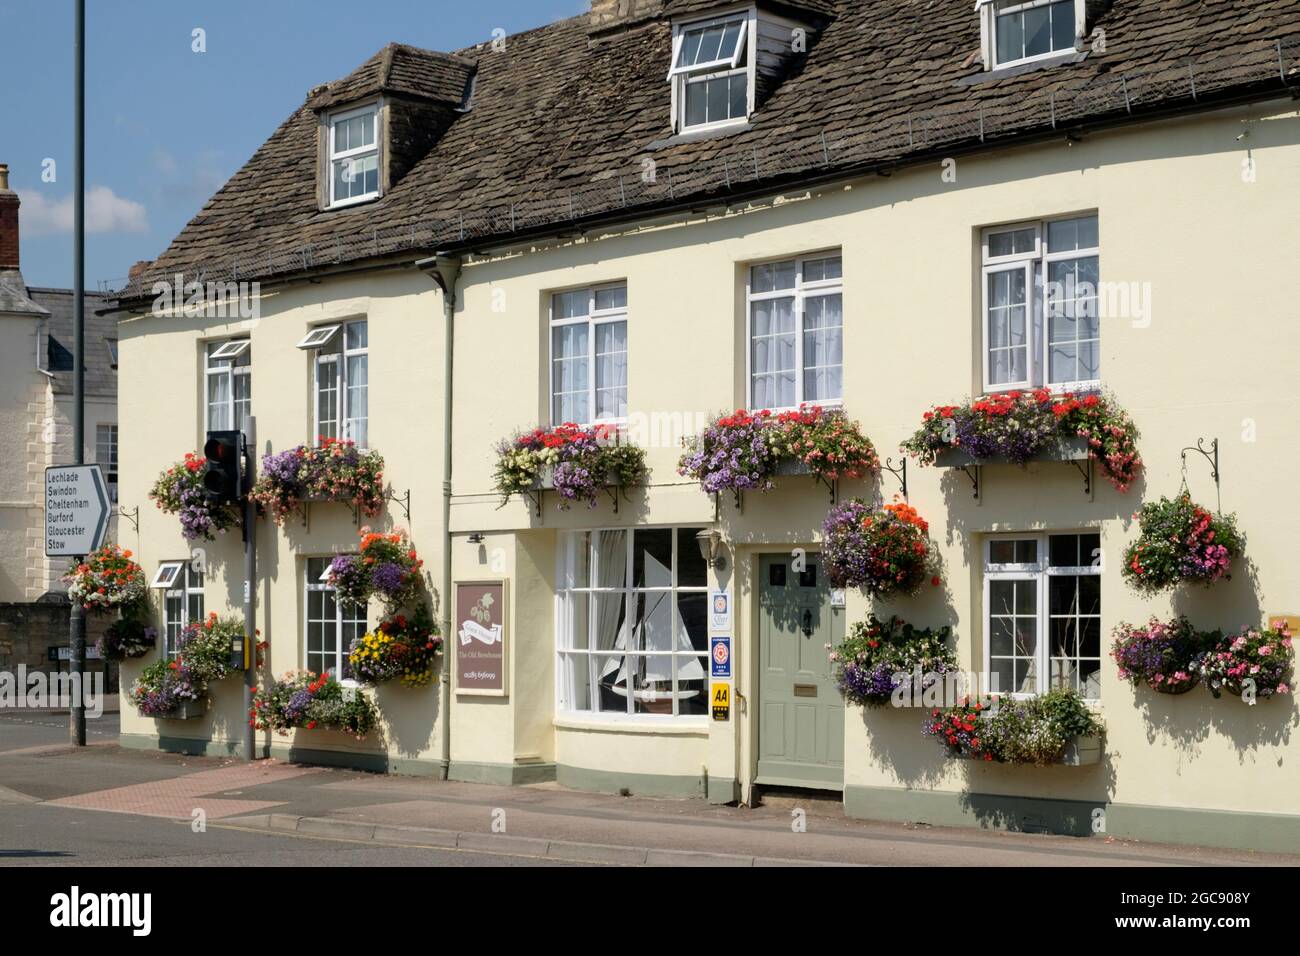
[19, 186, 149, 236]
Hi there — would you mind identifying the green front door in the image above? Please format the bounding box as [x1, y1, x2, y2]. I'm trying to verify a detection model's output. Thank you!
[756, 552, 845, 790]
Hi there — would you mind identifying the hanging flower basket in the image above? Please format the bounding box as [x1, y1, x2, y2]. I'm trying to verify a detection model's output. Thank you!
[149, 452, 241, 541]
[922, 689, 1104, 766]
[833, 615, 957, 707]
[494, 423, 646, 510]
[1198, 624, 1293, 703]
[1111, 616, 1219, 695]
[348, 605, 443, 687]
[679, 405, 879, 495]
[328, 526, 424, 613]
[249, 671, 378, 739]
[901, 389, 1142, 492]
[1122, 493, 1242, 593]
[96, 606, 157, 661]
[250, 439, 384, 525]
[822, 499, 941, 598]
[63, 544, 146, 613]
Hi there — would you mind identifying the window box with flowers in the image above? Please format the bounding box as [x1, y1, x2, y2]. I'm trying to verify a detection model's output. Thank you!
[494, 423, 647, 513]
[249, 671, 378, 739]
[149, 452, 241, 541]
[902, 389, 1142, 495]
[922, 689, 1104, 766]
[822, 499, 942, 598]
[1122, 493, 1242, 593]
[679, 405, 879, 504]
[129, 613, 242, 719]
[250, 438, 385, 526]
[833, 615, 957, 707]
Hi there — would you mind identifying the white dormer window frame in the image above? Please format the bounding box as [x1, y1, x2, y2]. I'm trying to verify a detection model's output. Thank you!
[669, 8, 757, 134]
[978, 0, 1085, 71]
[327, 102, 381, 209]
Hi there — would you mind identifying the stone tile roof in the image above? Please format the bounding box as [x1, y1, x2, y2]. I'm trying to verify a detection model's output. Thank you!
[28, 287, 115, 397]
[117, 0, 1300, 300]
[306, 42, 476, 110]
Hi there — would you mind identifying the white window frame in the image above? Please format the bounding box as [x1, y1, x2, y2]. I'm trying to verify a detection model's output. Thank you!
[745, 250, 844, 412]
[548, 283, 629, 427]
[979, 0, 1084, 71]
[96, 422, 118, 503]
[304, 556, 367, 682]
[205, 338, 251, 433]
[327, 102, 381, 209]
[555, 528, 710, 723]
[296, 325, 341, 350]
[162, 562, 204, 659]
[982, 532, 1102, 701]
[311, 320, 368, 448]
[980, 215, 1099, 394]
[150, 561, 184, 590]
[669, 9, 756, 134]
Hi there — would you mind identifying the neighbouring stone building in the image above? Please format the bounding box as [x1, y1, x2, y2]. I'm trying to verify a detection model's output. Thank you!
[0, 162, 117, 679]
[106, 0, 1300, 852]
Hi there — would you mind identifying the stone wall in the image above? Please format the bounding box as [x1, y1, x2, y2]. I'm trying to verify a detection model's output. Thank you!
[0, 598, 116, 692]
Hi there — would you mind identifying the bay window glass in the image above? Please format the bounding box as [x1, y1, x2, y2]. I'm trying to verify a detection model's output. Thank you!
[558, 528, 709, 717]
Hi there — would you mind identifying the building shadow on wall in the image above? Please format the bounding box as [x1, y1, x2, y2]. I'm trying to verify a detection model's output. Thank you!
[955, 758, 1118, 837]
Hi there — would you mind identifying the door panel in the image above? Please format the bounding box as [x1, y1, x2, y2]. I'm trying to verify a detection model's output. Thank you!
[756, 553, 846, 790]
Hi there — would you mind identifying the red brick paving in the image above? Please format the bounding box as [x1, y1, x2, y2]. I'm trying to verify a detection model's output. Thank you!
[45, 762, 322, 820]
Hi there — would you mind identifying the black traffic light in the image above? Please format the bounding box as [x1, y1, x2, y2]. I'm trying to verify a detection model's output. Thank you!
[203, 430, 245, 503]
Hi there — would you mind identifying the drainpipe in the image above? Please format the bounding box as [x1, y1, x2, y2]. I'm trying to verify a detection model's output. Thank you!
[416, 254, 461, 779]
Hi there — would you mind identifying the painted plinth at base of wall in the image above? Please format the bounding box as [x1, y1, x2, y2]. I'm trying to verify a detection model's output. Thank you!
[843, 784, 1300, 854]
[118, 732, 446, 777]
[557, 764, 706, 798]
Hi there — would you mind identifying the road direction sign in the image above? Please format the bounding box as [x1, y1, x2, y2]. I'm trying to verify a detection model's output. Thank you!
[44, 464, 111, 557]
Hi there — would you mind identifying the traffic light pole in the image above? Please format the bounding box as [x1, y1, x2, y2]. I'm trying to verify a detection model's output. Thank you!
[242, 418, 257, 762]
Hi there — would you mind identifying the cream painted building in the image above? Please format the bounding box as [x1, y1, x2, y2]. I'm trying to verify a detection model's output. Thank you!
[108, 0, 1300, 852]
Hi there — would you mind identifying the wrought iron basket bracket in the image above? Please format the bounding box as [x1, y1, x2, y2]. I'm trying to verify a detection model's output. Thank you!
[1068, 455, 1094, 499]
[883, 458, 908, 501]
[601, 484, 622, 514]
[959, 463, 981, 501]
[733, 488, 744, 514]
[385, 488, 412, 523]
[813, 474, 839, 505]
[521, 488, 544, 519]
[1181, 437, 1221, 508]
[112, 505, 140, 533]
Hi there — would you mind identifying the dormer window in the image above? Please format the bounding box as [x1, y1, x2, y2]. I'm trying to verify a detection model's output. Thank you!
[669, 12, 753, 133]
[328, 103, 380, 208]
[980, 0, 1083, 71]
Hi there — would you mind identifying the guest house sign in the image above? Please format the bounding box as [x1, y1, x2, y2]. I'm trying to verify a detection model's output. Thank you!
[455, 580, 507, 696]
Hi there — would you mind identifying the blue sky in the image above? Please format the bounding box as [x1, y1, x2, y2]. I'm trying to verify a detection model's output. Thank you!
[0, 0, 585, 289]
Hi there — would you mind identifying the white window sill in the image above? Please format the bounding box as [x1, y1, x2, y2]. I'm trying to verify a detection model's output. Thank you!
[554, 713, 710, 736]
[326, 193, 381, 211]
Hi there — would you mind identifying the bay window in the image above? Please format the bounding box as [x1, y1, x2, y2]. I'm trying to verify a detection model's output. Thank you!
[205, 339, 251, 433]
[557, 528, 709, 718]
[981, 215, 1099, 392]
[748, 253, 843, 410]
[549, 284, 628, 425]
[984, 532, 1101, 700]
[305, 556, 366, 679]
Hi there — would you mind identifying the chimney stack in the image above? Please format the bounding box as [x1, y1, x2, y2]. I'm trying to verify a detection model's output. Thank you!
[588, 0, 665, 33]
[0, 163, 19, 270]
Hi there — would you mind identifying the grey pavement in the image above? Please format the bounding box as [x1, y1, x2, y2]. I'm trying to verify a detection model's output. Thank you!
[1, 711, 1295, 867]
